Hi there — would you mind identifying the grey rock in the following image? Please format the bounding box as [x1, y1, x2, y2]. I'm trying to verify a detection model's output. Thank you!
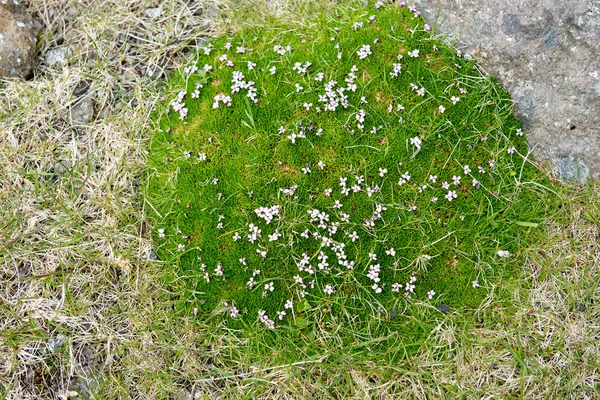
[417, 0, 600, 182]
[437, 303, 451, 313]
[45, 46, 71, 68]
[47, 334, 66, 352]
[70, 96, 94, 124]
[73, 79, 91, 96]
[144, 7, 163, 19]
[576, 303, 586, 312]
[553, 155, 590, 184]
[0, 2, 41, 78]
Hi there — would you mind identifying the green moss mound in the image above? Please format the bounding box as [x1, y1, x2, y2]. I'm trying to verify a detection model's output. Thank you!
[147, 1, 549, 331]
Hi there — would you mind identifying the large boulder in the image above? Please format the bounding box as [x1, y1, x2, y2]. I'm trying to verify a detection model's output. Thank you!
[0, 1, 41, 78]
[417, 0, 600, 183]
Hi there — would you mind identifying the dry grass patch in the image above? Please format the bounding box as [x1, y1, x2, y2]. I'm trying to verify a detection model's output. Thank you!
[0, 0, 224, 397]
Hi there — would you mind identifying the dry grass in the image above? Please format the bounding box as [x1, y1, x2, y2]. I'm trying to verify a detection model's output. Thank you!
[0, 0, 224, 398]
[0, 0, 598, 398]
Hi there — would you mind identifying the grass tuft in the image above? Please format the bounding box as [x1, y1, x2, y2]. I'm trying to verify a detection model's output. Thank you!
[147, 0, 553, 339]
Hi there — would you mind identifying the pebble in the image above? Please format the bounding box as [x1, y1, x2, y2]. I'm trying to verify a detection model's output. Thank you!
[437, 303, 451, 313]
[144, 7, 162, 19]
[47, 334, 67, 352]
[70, 97, 94, 124]
[73, 80, 91, 96]
[45, 46, 71, 68]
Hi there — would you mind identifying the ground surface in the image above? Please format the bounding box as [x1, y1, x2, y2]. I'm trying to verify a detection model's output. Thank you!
[417, 0, 600, 183]
[0, 1, 599, 399]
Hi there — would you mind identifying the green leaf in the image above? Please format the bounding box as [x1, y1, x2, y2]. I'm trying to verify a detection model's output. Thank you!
[295, 317, 308, 328]
[297, 299, 311, 312]
[514, 221, 539, 228]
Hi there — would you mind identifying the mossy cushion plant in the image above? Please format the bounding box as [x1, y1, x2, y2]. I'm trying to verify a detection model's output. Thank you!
[147, 1, 549, 333]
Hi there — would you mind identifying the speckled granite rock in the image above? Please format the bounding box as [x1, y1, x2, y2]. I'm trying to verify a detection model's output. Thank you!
[417, 0, 600, 183]
[0, 1, 41, 78]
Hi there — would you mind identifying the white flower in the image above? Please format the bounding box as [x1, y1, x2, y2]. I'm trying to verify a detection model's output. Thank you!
[497, 250, 510, 258]
[451, 96, 460, 105]
[324, 284, 336, 295]
[408, 49, 419, 58]
[410, 136, 422, 150]
[269, 66, 277, 75]
[390, 63, 402, 78]
[157, 229, 165, 238]
[348, 231, 359, 242]
[445, 190, 457, 201]
[438, 105, 446, 114]
[427, 290, 435, 300]
[472, 280, 480, 288]
[357, 44, 372, 59]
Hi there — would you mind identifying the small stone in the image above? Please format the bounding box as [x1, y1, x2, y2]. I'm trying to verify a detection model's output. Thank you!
[144, 7, 163, 19]
[389, 307, 397, 319]
[47, 334, 66, 352]
[437, 303, 451, 313]
[73, 80, 91, 96]
[576, 303, 586, 312]
[45, 46, 71, 68]
[122, 70, 137, 82]
[0, 3, 41, 78]
[70, 97, 94, 124]
[148, 250, 158, 260]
